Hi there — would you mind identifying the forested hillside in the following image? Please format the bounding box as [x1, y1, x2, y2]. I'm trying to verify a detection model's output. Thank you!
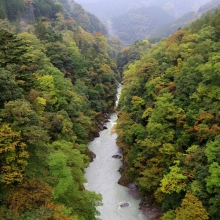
[0, 0, 121, 219]
[0, 0, 108, 35]
[117, 9, 220, 220]
[111, 6, 175, 45]
[148, 0, 220, 41]
[147, 11, 197, 41]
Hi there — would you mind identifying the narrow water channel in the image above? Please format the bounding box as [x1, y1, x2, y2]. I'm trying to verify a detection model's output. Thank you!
[84, 85, 148, 220]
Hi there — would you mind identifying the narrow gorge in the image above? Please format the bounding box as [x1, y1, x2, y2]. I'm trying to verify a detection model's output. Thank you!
[85, 85, 148, 220]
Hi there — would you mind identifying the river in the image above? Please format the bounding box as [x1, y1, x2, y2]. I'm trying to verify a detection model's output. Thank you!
[84, 85, 148, 220]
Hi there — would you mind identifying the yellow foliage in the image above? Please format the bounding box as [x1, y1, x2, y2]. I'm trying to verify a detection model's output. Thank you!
[110, 125, 116, 134]
[175, 191, 209, 220]
[160, 162, 188, 194]
[38, 202, 76, 220]
[0, 124, 29, 184]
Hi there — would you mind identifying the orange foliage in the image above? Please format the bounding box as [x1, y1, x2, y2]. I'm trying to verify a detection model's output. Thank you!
[24, 0, 32, 5]
[167, 81, 176, 94]
[155, 84, 165, 92]
[65, 19, 75, 24]
[182, 169, 195, 179]
[210, 124, 220, 135]
[166, 30, 188, 47]
[197, 111, 214, 122]
[176, 114, 186, 127]
[38, 203, 74, 220]
[191, 123, 220, 140]
[189, 111, 220, 139]
[25, 89, 40, 102]
[154, 81, 176, 95]
[5, 178, 52, 212]
[93, 32, 103, 37]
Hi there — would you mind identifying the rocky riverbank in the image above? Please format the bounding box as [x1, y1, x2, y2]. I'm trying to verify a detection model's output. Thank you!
[87, 112, 110, 162]
[85, 112, 146, 220]
[118, 164, 162, 220]
[139, 196, 163, 220]
[89, 112, 110, 139]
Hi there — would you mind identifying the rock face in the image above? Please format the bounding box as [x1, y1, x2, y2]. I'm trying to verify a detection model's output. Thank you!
[139, 196, 163, 220]
[128, 182, 138, 190]
[118, 175, 132, 187]
[89, 113, 110, 141]
[93, 131, 100, 138]
[117, 162, 133, 187]
[112, 154, 122, 159]
[118, 164, 125, 173]
[87, 150, 96, 162]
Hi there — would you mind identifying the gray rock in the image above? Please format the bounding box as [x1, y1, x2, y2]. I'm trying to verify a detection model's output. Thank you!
[120, 203, 129, 208]
[112, 155, 122, 159]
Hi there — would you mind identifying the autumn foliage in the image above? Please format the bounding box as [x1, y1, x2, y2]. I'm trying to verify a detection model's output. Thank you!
[116, 9, 220, 220]
[0, 0, 120, 218]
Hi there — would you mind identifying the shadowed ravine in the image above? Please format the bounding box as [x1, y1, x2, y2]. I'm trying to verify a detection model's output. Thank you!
[84, 85, 148, 220]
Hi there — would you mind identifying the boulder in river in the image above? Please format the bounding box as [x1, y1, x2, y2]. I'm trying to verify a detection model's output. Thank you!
[119, 203, 129, 208]
[112, 155, 122, 159]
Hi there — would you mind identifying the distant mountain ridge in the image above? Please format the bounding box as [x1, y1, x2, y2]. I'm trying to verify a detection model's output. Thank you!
[147, 0, 220, 41]
[111, 6, 175, 45]
[75, 0, 213, 45]
[198, 0, 220, 13]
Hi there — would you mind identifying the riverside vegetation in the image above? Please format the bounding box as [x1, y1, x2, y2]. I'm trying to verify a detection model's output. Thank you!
[116, 9, 220, 220]
[0, 0, 122, 219]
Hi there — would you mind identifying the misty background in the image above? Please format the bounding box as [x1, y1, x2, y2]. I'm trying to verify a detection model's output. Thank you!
[74, 0, 220, 44]
[75, 0, 210, 20]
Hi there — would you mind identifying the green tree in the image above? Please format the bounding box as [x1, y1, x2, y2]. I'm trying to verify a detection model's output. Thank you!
[0, 1, 6, 20]
[1, 100, 39, 130]
[160, 161, 188, 194]
[0, 29, 27, 68]
[0, 68, 22, 108]
[3, 0, 26, 21]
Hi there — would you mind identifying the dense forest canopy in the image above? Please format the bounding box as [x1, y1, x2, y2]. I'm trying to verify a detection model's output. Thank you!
[0, 0, 123, 219]
[116, 8, 220, 220]
[1, 0, 220, 219]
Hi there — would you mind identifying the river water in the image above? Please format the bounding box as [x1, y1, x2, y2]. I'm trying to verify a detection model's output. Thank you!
[84, 85, 148, 220]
